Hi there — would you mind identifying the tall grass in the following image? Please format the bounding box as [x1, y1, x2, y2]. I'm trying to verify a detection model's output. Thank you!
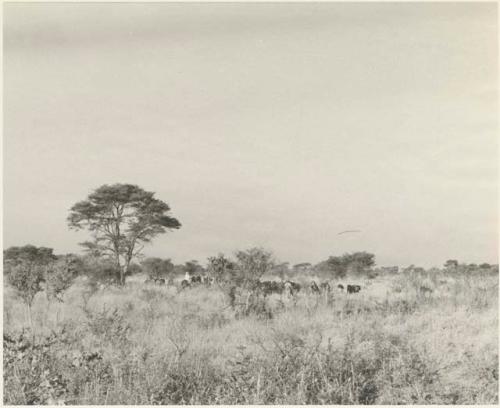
[3, 271, 498, 404]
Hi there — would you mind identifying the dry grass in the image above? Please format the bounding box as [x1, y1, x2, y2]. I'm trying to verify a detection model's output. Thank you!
[3, 271, 498, 404]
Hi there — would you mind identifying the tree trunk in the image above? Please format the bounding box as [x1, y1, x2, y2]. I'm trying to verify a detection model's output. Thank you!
[120, 259, 131, 286]
[120, 266, 125, 285]
[114, 254, 124, 285]
[27, 303, 35, 338]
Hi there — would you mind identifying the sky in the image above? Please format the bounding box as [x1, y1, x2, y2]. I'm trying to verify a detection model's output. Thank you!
[3, 3, 498, 268]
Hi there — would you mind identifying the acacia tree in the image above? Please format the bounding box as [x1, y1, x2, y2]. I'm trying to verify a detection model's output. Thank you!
[67, 184, 181, 285]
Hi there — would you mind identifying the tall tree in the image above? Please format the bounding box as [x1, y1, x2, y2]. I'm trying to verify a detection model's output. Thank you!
[67, 184, 181, 285]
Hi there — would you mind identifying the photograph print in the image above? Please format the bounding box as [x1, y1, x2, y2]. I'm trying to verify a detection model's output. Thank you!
[3, 2, 498, 405]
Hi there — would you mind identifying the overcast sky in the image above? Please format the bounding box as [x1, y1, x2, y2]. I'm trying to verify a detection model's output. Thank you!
[3, 3, 498, 267]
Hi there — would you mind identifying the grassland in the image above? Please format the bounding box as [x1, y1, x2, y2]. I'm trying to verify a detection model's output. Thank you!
[3, 269, 498, 405]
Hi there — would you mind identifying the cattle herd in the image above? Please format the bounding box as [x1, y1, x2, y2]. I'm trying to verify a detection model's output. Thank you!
[144, 275, 362, 296]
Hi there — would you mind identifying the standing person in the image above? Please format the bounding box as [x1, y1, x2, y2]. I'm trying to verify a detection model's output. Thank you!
[184, 270, 191, 282]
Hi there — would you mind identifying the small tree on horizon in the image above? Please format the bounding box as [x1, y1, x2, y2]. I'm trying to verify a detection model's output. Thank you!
[320, 251, 376, 279]
[67, 183, 181, 285]
[235, 247, 275, 286]
[444, 259, 459, 269]
[344, 252, 376, 275]
[44, 254, 82, 303]
[3, 245, 57, 329]
[81, 255, 121, 288]
[273, 262, 290, 280]
[184, 260, 204, 276]
[207, 254, 237, 284]
[141, 257, 174, 280]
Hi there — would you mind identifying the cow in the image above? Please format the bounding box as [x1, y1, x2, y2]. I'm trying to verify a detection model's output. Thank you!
[154, 278, 166, 286]
[273, 281, 285, 294]
[337, 284, 344, 291]
[284, 281, 301, 296]
[291, 281, 301, 293]
[284, 280, 301, 296]
[310, 281, 320, 294]
[144, 278, 154, 285]
[347, 284, 361, 294]
[181, 279, 190, 290]
[201, 276, 213, 286]
[190, 275, 202, 284]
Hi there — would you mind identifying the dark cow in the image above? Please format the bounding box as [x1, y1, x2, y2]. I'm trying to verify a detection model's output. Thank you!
[320, 282, 331, 293]
[284, 280, 301, 296]
[310, 281, 320, 294]
[190, 275, 202, 284]
[291, 281, 301, 293]
[347, 284, 361, 294]
[337, 284, 344, 291]
[154, 278, 166, 286]
[181, 279, 190, 290]
[273, 281, 285, 294]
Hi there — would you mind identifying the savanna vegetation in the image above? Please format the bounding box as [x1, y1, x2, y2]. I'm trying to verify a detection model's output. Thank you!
[3, 184, 498, 405]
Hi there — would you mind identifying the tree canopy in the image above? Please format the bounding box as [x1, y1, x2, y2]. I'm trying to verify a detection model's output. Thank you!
[207, 254, 237, 284]
[3, 245, 58, 329]
[319, 251, 376, 279]
[444, 259, 459, 269]
[141, 257, 174, 280]
[235, 247, 275, 285]
[4, 245, 56, 268]
[67, 184, 181, 284]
